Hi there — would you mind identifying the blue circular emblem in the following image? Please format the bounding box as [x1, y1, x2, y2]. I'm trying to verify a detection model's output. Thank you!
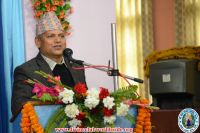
[178, 108, 199, 133]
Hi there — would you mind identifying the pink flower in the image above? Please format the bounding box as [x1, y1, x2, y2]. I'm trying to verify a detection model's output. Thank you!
[32, 83, 60, 98]
[32, 83, 48, 98]
[54, 76, 61, 82]
[47, 75, 61, 84]
[54, 85, 64, 93]
[47, 88, 59, 97]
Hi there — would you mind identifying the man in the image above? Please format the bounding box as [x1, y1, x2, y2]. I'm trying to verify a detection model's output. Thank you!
[11, 11, 87, 117]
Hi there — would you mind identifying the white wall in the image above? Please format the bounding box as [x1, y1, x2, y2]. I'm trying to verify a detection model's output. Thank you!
[23, 0, 116, 90]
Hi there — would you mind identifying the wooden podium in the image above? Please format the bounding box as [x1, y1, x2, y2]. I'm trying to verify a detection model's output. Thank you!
[151, 109, 200, 133]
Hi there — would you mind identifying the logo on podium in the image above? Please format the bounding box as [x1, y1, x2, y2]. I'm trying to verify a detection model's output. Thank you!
[178, 108, 199, 133]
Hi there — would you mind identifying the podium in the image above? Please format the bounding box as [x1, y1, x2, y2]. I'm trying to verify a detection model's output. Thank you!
[151, 109, 200, 133]
[12, 103, 137, 133]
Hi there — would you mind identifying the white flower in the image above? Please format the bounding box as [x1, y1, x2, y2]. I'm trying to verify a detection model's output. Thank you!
[104, 115, 116, 124]
[86, 89, 99, 99]
[84, 89, 100, 109]
[64, 103, 79, 118]
[103, 96, 115, 109]
[59, 88, 74, 104]
[84, 97, 100, 109]
[117, 103, 130, 116]
[68, 118, 82, 127]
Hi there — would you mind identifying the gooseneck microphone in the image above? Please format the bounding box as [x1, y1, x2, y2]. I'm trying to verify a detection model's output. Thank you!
[63, 48, 143, 83]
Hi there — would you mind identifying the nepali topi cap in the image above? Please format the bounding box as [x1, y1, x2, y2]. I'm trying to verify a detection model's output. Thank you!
[36, 11, 64, 36]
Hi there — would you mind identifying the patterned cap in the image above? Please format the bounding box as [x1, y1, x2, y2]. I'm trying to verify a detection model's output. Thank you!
[36, 11, 64, 36]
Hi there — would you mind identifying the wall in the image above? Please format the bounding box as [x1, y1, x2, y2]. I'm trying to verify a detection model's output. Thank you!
[152, 0, 176, 51]
[22, 0, 116, 90]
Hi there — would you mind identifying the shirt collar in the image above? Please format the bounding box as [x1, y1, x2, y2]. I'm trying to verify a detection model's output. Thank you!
[41, 54, 66, 70]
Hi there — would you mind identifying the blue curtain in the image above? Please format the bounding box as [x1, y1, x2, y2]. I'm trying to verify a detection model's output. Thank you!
[0, 1, 4, 132]
[0, 0, 25, 132]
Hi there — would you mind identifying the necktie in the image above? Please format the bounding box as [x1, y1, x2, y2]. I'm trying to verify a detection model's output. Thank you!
[52, 64, 75, 87]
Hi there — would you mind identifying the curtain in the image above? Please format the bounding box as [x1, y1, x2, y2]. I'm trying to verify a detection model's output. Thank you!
[115, 0, 153, 98]
[175, 0, 200, 46]
[141, 0, 154, 99]
[0, 1, 4, 132]
[0, 0, 25, 132]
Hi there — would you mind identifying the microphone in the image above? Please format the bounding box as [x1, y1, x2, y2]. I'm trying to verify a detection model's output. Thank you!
[63, 48, 144, 84]
[63, 48, 73, 61]
[63, 48, 83, 64]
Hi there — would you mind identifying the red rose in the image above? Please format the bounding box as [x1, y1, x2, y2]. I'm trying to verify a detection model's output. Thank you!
[102, 107, 113, 116]
[76, 112, 85, 120]
[99, 87, 109, 100]
[74, 82, 87, 95]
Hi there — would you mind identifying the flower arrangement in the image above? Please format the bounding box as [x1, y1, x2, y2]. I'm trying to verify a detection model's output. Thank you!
[20, 71, 159, 133]
[20, 71, 144, 132]
[31, 0, 72, 34]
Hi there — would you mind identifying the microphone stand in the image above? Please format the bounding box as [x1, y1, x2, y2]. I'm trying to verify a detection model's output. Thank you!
[71, 59, 144, 84]
[63, 48, 144, 87]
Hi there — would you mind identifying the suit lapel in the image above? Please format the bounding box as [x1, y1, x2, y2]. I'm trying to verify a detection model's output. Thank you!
[35, 53, 53, 86]
[35, 53, 53, 75]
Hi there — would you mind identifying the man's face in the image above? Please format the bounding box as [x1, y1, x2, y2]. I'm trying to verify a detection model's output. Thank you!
[36, 30, 66, 59]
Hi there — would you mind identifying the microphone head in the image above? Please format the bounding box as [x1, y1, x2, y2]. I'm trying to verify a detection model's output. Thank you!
[63, 48, 73, 60]
[63, 48, 83, 64]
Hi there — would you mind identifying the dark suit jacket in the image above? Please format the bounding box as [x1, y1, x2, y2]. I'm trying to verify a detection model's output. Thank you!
[11, 53, 87, 116]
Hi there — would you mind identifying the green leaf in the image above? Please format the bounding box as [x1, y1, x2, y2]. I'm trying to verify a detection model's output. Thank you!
[39, 93, 56, 102]
[36, 6, 41, 10]
[57, 118, 68, 128]
[41, 7, 46, 11]
[125, 114, 136, 125]
[31, 95, 37, 99]
[56, 6, 61, 13]
[85, 112, 93, 123]
[45, 107, 67, 133]
[63, 4, 71, 10]
[110, 85, 139, 104]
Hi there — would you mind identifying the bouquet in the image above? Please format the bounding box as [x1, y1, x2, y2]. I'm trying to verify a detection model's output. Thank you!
[21, 71, 144, 132]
